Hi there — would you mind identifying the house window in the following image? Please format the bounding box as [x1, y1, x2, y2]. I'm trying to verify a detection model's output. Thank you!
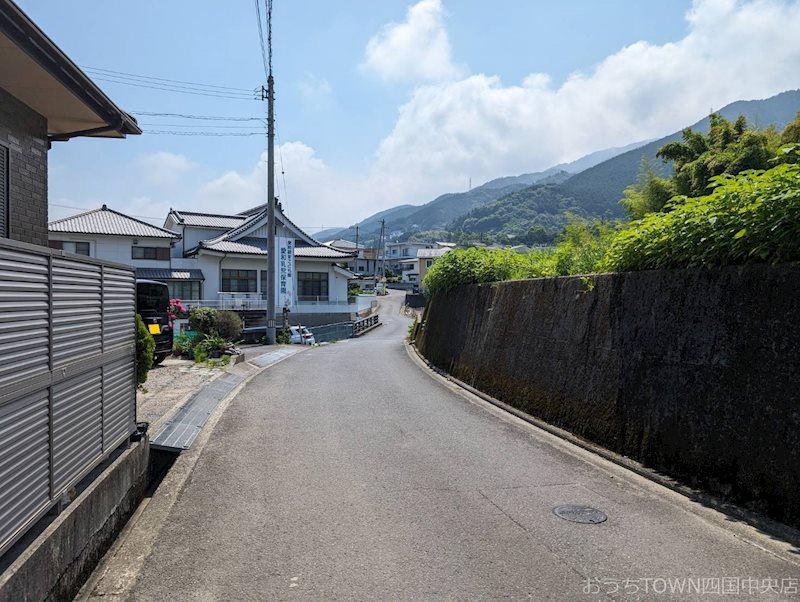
[298, 272, 328, 300]
[426, 259, 433, 268]
[132, 246, 170, 260]
[0, 144, 7, 238]
[50, 240, 90, 256]
[221, 269, 257, 292]
[167, 281, 201, 300]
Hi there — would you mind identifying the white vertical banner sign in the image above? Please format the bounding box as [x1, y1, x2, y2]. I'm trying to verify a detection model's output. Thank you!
[276, 237, 295, 309]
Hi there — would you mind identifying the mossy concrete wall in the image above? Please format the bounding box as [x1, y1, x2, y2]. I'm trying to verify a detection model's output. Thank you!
[417, 264, 800, 527]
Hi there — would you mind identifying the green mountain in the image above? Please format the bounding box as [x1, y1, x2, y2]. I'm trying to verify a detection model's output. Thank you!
[320, 140, 647, 243]
[453, 89, 800, 239]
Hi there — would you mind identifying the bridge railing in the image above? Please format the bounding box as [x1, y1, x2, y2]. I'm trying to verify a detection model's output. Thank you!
[353, 314, 381, 337]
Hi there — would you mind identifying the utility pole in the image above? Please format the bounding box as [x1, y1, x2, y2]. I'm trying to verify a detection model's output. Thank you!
[379, 219, 386, 278]
[354, 225, 359, 272]
[264, 76, 276, 342]
[262, 1, 276, 343]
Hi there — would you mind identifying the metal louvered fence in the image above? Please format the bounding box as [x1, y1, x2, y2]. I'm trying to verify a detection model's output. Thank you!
[0, 238, 137, 557]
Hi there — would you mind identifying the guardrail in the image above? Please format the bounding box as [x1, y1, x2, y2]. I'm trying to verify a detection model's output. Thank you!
[0, 238, 136, 557]
[352, 314, 381, 337]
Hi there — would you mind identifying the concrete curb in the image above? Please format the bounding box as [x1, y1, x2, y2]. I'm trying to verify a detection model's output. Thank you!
[75, 346, 306, 601]
[405, 340, 800, 563]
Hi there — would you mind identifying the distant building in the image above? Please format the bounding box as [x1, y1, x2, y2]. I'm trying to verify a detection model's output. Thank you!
[385, 241, 436, 275]
[49, 203, 361, 326]
[324, 238, 381, 275]
[401, 247, 452, 285]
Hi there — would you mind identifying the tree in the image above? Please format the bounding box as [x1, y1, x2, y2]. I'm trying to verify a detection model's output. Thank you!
[656, 113, 778, 197]
[781, 112, 800, 144]
[620, 156, 676, 219]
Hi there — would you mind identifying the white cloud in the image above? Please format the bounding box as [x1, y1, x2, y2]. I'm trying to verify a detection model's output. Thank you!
[361, 0, 463, 83]
[368, 0, 800, 204]
[94, 0, 800, 232]
[297, 74, 333, 110]
[197, 143, 372, 231]
[138, 151, 195, 185]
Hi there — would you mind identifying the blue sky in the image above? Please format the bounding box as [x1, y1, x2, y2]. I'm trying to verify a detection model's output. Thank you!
[19, 0, 800, 232]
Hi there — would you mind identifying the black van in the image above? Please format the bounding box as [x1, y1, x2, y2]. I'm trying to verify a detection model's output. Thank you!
[136, 280, 172, 365]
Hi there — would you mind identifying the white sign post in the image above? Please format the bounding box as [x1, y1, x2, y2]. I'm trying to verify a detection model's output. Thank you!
[276, 237, 294, 310]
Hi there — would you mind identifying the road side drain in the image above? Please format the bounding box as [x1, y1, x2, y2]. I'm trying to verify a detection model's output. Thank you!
[553, 505, 607, 524]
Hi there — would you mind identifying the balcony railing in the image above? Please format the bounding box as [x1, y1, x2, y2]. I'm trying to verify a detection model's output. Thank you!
[181, 292, 360, 314]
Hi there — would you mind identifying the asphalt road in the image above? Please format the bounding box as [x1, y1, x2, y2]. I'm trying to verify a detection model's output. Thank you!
[126, 291, 799, 601]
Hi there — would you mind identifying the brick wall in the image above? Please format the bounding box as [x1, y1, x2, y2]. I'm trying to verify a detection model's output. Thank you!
[0, 87, 48, 247]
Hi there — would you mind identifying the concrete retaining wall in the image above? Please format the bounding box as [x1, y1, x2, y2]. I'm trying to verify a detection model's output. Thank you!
[0, 438, 149, 602]
[417, 264, 800, 527]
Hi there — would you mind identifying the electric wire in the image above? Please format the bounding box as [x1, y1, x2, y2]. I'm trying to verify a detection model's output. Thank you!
[84, 71, 256, 98]
[140, 123, 266, 129]
[49, 202, 162, 221]
[254, 0, 269, 79]
[132, 111, 263, 121]
[144, 130, 266, 136]
[81, 65, 254, 92]
[90, 76, 259, 100]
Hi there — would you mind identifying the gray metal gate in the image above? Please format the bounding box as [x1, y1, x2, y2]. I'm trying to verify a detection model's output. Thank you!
[0, 238, 137, 557]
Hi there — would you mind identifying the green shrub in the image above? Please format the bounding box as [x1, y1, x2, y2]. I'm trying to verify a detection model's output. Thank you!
[276, 326, 292, 344]
[195, 334, 226, 354]
[423, 247, 527, 296]
[601, 162, 800, 272]
[189, 306, 217, 335]
[135, 314, 155, 386]
[551, 218, 616, 276]
[172, 331, 192, 355]
[214, 310, 242, 342]
[422, 218, 615, 296]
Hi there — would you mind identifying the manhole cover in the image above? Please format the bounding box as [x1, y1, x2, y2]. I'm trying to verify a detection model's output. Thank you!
[553, 504, 607, 524]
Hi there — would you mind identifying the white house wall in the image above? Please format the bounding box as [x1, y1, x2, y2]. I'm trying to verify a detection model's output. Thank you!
[295, 259, 349, 303]
[177, 226, 228, 257]
[48, 233, 173, 269]
[177, 254, 350, 303]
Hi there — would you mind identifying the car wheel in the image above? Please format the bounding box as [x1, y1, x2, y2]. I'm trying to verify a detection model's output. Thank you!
[152, 353, 168, 366]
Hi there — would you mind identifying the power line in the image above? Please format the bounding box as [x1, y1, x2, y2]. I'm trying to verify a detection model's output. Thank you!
[141, 122, 266, 129]
[133, 111, 263, 121]
[91, 76, 259, 100]
[254, 0, 269, 79]
[143, 130, 266, 136]
[49, 202, 162, 221]
[82, 65, 254, 92]
[267, 0, 273, 75]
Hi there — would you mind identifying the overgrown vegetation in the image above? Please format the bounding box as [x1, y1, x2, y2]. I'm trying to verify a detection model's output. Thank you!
[603, 160, 800, 271]
[423, 218, 614, 295]
[135, 314, 155, 386]
[424, 113, 800, 294]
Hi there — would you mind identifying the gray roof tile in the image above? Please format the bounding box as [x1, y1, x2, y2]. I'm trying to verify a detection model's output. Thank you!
[200, 237, 354, 259]
[49, 205, 179, 238]
[171, 211, 248, 229]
